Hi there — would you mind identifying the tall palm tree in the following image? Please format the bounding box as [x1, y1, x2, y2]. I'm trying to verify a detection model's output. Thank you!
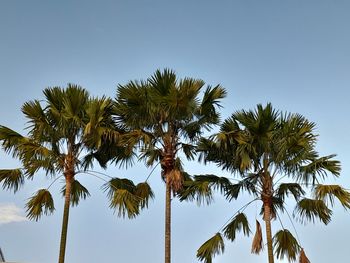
[0, 85, 152, 263]
[113, 69, 226, 263]
[182, 103, 348, 263]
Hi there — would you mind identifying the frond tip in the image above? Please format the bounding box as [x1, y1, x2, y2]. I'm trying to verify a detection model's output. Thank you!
[273, 229, 301, 261]
[0, 169, 25, 193]
[26, 189, 55, 221]
[251, 220, 263, 254]
[299, 248, 310, 263]
[134, 182, 154, 209]
[223, 212, 250, 241]
[294, 198, 332, 225]
[103, 178, 153, 218]
[314, 184, 350, 209]
[197, 233, 225, 263]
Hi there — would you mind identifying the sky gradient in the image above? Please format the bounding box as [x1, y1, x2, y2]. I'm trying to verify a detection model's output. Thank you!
[1, 1, 350, 262]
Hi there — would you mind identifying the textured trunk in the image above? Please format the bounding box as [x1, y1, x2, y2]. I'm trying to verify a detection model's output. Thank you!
[165, 177, 171, 263]
[264, 203, 274, 263]
[58, 175, 73, 263]
[262, 153, 274, 263]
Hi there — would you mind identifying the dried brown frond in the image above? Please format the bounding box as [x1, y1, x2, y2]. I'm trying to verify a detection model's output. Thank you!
[299, 248, 310, 263]
[168, 169, 183, 193]
[251, 220, 263, 254]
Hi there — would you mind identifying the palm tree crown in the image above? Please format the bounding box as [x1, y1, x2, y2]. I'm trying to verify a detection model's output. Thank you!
[114, 69, 226, 263]
[0, 84, 151, 263]
[184, 103, 348, 263]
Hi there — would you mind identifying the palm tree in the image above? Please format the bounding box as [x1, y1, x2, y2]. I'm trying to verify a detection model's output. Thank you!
[0, 85, 152, 263]
[113, 69, 226, 263]
[182, 103, 349, 263]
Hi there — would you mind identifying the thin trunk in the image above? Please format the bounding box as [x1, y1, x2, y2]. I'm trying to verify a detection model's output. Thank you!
[262, 153, 274, 263]
[58, 176, 73, 263]
[264, 203, 274, 263]
[165, 178, 171, 263]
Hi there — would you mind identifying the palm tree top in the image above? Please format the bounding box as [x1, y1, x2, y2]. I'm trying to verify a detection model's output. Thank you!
[115, 69, 226, 141]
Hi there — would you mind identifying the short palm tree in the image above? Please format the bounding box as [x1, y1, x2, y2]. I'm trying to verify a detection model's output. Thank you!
[0, 85, 152, 263]
[114, 69, 226, 263]
[182, 103, 348, 263]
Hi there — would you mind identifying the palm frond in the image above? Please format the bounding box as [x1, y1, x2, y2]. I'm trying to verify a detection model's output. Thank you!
[314, 184, 350, 209]
[223, 212, 251, 241]
[61, 180, 90, 207]
[251, 220, 263, 254]
[26, 189, 55, 221]
[180, 143, 197, 161]
[273, 229, 301, 261]
[299, 248, 310, 263]
[225, 176, 258, 201]
[0, 126, 27, 157]
[103, 178, 142, 218]
[178, 176, 213, 205]
[179, 174, 231, 205]
[298, 154, 341, 185]
[277, 183, 305, 202]
[134, 182, 154, 209]
[167, 169, 183, 193]
[294, 198, 332, 224]
[0, 169, 25, 193]
[197, 233, 225, 263]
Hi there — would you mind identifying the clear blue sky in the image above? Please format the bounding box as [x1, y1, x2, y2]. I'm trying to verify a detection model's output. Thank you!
[1, 1, 350, 262]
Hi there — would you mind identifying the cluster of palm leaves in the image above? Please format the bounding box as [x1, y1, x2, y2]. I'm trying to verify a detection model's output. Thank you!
[0, 69, 348, 263]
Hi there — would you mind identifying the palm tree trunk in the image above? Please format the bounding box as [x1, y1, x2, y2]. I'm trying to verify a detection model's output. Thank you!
[58, 176, 73, 263]
[264, 203, 274, 263]
[165, 178, 171, 263]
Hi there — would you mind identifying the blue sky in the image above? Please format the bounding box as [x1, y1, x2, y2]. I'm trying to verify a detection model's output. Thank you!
[0, 1, 350, 262]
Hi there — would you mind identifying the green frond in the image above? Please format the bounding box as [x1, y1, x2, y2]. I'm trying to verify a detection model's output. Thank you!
[299, 154, 341, 185]
[224, 176, 258, 201]
[0, 125, 27, 157]
[273, 229, 301, 261]
[197, 233, 225, 263]
[108, 188, 140, 218]
[140, 147, 163, 167]
[277, 183, 305, 202]
[294, 198, 332, 225]
[134, 182, 154, 209]
[0, 169, 25, 193]
[61, 180, 90, 207]
[26, 189, 55, 221]
[179, 174, 231, 205]
[180, 143, 197, 161]
[179, 177, 213, 205]
[103, 178, 143, 218]
[314, 184, 350, 209]
[223, 212, 251, 241]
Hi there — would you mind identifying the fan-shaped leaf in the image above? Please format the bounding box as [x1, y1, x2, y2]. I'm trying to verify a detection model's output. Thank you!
[135, 182, 154, 209]
[0, 169, 24, 193]
[277, 183, 305, 202]
[223, 212, 250, 241]
[197, 233, 225, 263]
[103, 178, 146, 218]
[273, 229, 301, 261]
[294, 198, 332, 224]
[108, 188, 140, 218]
[314, 184, 350, 209]
[26, 189, 55, 221]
